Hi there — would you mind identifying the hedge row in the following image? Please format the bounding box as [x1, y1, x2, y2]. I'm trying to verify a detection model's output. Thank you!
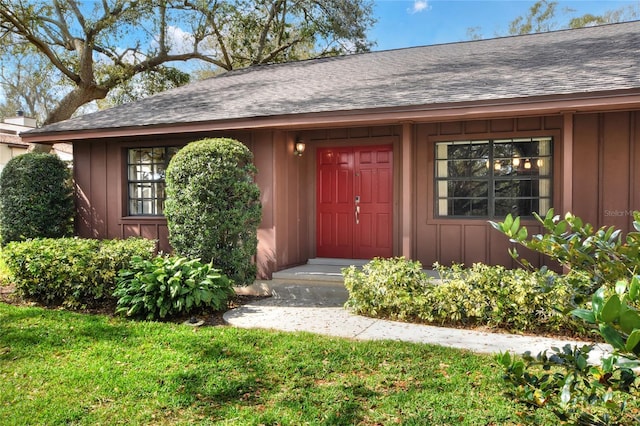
[2, 237, 155, 308]
[343, 257, 592, 336]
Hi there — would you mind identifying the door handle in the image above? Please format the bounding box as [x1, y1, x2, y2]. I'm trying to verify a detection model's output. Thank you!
[355, 205, 360, 224]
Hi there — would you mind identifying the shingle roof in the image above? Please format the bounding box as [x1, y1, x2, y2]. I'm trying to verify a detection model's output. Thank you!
[29, 21, 640, 135]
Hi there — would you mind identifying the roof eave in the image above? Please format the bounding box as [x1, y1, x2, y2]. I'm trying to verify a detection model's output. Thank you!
[21, 89, 640, 144]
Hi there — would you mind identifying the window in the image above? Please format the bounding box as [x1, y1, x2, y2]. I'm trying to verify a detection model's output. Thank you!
[435, 137, 552, 218]
[127, 147, 180, 216]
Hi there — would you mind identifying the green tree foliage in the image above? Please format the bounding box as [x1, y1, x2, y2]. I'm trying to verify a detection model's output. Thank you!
[0, 0, 375, 124]
[96, 66, 190, 110]
[164, 138, 262, 285]
[0, 39, 60, 124]
[0, 153, 74, 244]
[469, 0, 640, 39]
[508, 0, 559, 35]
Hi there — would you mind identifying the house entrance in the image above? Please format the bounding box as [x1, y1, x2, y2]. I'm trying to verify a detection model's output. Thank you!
[316, 145, 393, 259]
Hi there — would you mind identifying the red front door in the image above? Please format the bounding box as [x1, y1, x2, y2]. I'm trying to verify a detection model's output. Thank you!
[316, 145, 393, 259]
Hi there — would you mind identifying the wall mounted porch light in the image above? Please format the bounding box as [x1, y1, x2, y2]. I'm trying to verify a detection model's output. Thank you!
[294, 137, 306, 156]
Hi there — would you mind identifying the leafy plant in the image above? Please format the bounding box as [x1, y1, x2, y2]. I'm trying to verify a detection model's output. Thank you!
[497, 345, 640, 425]
[491, 211, 640, 424]
[164, 138, 262, 285]
[2, 237, 155, 308]
[113, 255, 234, 320]
[429, 263, 586, 333]
[343, 257, 586, 334]
[0, 153, 74, 245]
[343, 257, 431, 321]
[490, 209, 640, 287]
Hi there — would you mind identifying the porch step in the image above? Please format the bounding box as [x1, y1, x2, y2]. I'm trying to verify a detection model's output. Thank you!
[235, 260, 355, 298]
[271, 264, 347, 284]
[306, 258, 369, 267]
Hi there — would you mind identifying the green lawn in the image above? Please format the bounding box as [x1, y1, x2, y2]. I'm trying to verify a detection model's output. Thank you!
[0, 303, 553, 425]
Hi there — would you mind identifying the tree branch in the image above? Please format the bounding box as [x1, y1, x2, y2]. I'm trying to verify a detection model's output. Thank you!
[0, 4, 80, 83]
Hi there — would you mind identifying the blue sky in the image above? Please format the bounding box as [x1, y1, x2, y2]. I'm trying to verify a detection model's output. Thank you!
[369, 0, 639, 50]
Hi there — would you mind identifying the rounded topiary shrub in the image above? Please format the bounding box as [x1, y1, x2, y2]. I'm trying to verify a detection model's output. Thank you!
[0, 152, 74, 245]
[164, 138, 262, 285]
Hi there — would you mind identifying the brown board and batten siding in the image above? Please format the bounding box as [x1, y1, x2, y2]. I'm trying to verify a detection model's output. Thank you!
[414, 116, 564, 270]
[572, 111, 640, 235]
[74, 131, 255, 254]
[73, 110, 640, 278]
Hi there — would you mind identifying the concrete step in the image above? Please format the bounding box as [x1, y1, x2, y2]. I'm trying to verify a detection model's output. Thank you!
[306, 258, 369, 266]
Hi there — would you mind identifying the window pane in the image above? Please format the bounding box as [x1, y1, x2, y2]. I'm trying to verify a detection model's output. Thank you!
[495, 179, 536, 198]
[435, 138, 553, 218]
[448, 198, 488, 216]
[447, 180, 488, 198]
[127, 146, 179, 216]
[495, 198, 537, 217]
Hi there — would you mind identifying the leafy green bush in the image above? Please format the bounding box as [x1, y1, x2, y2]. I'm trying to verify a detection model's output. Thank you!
[490, 209, 640, 288]
[2, 237, 155, 308]
[113, 256, 234, 320]
[428, 263, 588, 333]
[164, 138, 262, 285]
[492, 211, 640, 424]
[343, 257, 585, 334]
[343, 257, 430, 321]
[0, 153, 74, 245]
[497, 345, 640, 425]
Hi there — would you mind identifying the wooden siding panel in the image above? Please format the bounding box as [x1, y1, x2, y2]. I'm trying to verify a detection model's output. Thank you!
[123, 224, 139, 238]
[572, 114, 600, 226]
[370, 126, 396, 137]
[633, 112, 640, 212]
[491, 119, 514, 132]
[488, 231, 514, 267]
[326, 128, 348, 139]
[140, 224, 159, 241]
[544, 115, 563, 130]
[417, 225, 438, 267]
[348, 127, 369, 138]
[439, 225, 461, 266]
[105, 140, 121, 239]
[601, 112, 631, 232]
[73, 142, 92, 238]
[517, 117, 542, 131]
[440, 121, 463, 135]
[463, 225, 487, 264]
[464, 120, 488, 134]
[89, 141, 108, 237]
[158, 224, 170, 253]
[253, 131, 276, 278]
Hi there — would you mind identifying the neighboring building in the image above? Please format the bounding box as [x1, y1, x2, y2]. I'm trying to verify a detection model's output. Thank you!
[0, 112, 72, 170]
[21, 21, 640, 278]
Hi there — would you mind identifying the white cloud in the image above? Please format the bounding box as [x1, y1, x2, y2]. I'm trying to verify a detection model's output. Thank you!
[160, 26, 196, 55]
[408, 0, 429, 14]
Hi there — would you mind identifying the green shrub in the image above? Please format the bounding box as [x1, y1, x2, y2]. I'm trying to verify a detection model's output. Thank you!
[497, 345, 640, 425]
[428, 263, 587, 333]
[113, 255, 234, 320]
[164, 138, 262, 285]
[343, 257, 586, 334]
[491, 211, 640, 424]
[343, 257, 431, 321]
[0, 153, 74, 245]
[2, 237, 155, 308]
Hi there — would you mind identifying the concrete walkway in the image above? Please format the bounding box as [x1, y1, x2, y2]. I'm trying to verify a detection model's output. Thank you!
[224, 281, 612, 363]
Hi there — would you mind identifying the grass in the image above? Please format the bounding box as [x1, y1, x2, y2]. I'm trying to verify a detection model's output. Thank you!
[0, 303, 555, 425]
